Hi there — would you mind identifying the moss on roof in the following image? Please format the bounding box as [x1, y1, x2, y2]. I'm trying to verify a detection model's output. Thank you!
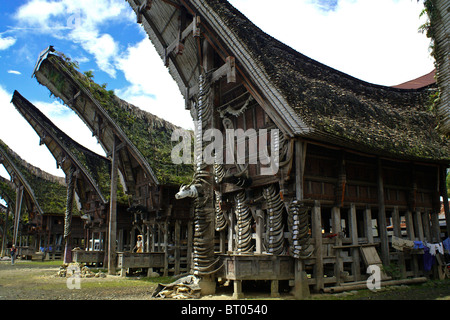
[46, 54, 193, 185]
[203, 0, 450, 161]
[0, 139, 77, 215]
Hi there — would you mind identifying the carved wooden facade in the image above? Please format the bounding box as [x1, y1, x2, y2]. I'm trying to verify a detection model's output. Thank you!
[33, 48, 193, 275]
[120, 0, 450, 297]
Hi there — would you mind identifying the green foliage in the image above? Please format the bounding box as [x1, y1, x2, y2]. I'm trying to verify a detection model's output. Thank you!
[382, 263, 403, 280]
[49, 55, 193, 185]
[0, 140, 75, 215]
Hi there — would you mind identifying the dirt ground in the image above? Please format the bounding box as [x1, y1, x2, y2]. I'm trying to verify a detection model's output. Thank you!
[0, 259, 449, 301]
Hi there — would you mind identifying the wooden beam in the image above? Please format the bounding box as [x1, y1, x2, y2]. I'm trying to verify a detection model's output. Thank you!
[331, 206, 343, 286]
[188, 56, 236, 99]
[348, 203, 360, 281]
[137, 0, 152, 24]
[363, 206, 373, 243]
[377, 158, 389, 265]
[13, 185, 24, 247]
[440, 165, 450, 237]
[164, 16, 201, 65]
[295, 140, 306, 201]
[392, 206, 406, 278]
[313, 201, 323, 292]
[107, 136, 119, 275]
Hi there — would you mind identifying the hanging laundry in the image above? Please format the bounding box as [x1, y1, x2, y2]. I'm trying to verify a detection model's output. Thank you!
[425, 242, 444, 256]
[423, 247, 435, 272]
[413, 241, 425, 249]
[443, 237, 450, 253]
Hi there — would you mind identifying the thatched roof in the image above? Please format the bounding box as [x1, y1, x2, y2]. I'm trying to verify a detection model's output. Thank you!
[201, 0, 450, 161]
[0, 139, 70, 215]
[11, 90, 114, 205]
[126, 0, 450, 162]
[33, 48, 193, 186]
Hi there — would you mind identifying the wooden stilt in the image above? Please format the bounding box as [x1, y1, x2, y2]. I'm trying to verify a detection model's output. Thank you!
[108, 136, 119, 275]
[349, 204, 360, 281]
[313, 201, 323, 292]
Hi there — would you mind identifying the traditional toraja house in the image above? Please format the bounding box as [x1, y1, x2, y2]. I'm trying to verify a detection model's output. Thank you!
[10, 90, 119, 265]
[33, 47, 194, 276]
[26, 0, 450, 296]
[114, 0, 450, 298]
[0, 140, 84, 260]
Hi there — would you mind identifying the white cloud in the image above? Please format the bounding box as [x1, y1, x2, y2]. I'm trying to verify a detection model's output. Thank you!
[7, 70, 21, 75]
[115, 39, 194, 130]
[0, 85, 64, 178]
[0, 86, 105, 179]
[14, 0, 133, 78]
[229, 0, 434, 86]
[34, 100, 106, 156]
[0, 35, 17, 50]
[70, 29, 119, 77]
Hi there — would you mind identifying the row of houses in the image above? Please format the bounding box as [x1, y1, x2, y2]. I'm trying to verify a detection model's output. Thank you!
[1, 0, 449, 299]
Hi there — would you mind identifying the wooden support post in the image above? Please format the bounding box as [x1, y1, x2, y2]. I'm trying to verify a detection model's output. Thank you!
[233, 280, 244, 299]
[255, 208, 263, 254]
[349, 204, 360, 281]
[364, 206, 374, 243]
[1, 204, 10, 257]
[405, 211, 415, 239]
[332, 206, 343, 285]
[431, 211, 441, 242]
[414, 210, 424, 241]
[392, 207, 406, 278]
[107, 136, 119, 275]
[63, 166, 75, 264]
[440, 165, 450, 237]
[175, 220, 181, 275]
[13, 185, 24, 247]
[270, 280, 280, 298]
[313, 201, 323, 292]
[422, 210, 432, 241]
[163, 222, 169, 276]
[405, 209, 419, 276]
[187, 220, 193, 272]
[377, 159, 389, 265]
[292, 140, 310, 299]
[228, 208, 234, 253]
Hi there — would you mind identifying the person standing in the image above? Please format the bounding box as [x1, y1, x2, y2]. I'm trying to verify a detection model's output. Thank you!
[10, 245, 16, 265]
[134, 235, 143, 253]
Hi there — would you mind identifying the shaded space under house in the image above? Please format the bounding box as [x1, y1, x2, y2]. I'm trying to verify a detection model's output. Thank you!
[0, 139, 84, 261]
[33, 47, 194, 276]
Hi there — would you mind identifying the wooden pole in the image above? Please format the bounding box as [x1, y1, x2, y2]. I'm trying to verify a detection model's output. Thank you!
[108, 136, 119, 275]
[440, 166, 450, 237]
[313, 201, 323, 292]
[63, 166, 75, 264]
[13, 185, 24, 247]
[1, 204, 10, 257]
[349, 203, 360, 281]
[377, 158, 389, 265]
[331, 206, 343, 285]
[292, 140, 310, 299]
[392, 206, 406, 278]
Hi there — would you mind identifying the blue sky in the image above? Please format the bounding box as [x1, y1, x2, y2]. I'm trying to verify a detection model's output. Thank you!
[0, 0, 434, 183]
